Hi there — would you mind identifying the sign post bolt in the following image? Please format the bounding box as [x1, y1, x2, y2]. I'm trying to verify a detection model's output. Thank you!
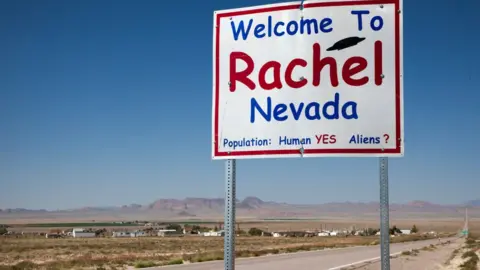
[299, 0, 305, 10]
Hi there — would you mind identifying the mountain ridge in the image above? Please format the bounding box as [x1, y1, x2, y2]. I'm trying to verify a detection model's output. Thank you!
[1, 196, 478, 213]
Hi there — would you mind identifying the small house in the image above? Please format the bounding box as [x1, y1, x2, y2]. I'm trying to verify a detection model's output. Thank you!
[46, 233, 61, 238]
[72, 229, 96, 238]
[131, 231, 147, 237]
[203, 230, 224, 237]
[112, 231, 131, 238]
[158, 229, 183, 237]
[272, 232, 282, 237]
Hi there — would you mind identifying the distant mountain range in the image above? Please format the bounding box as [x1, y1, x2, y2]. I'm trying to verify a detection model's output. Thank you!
[466, 199, 480, 207]
[1, 197, 478, 222]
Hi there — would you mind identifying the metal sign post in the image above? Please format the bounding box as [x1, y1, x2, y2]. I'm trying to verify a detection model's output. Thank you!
[379, 157, 390, 270]
[224, 159, 236, 270]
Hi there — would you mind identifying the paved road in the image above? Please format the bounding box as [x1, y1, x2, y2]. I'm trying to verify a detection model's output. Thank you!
[151, 237, 458, 270]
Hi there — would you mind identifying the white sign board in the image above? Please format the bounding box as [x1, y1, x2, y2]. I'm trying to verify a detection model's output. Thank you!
[212, 0, 403, 160]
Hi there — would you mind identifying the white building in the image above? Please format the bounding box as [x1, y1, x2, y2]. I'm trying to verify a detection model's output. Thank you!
[400, 229, 411, 235]
[131, 231, 147, 237]
[203, 230, 224, 237]
[112, 231, 131, 238]
[45, 233, 61, 238]
[318, 232, 330, 237]
[72, 228, 96, 238]
[158, 229, 183, 237]
[272, 232, 282, 237]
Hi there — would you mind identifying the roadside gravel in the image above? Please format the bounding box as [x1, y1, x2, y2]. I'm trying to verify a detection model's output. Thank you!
[348, 237, 464, 270]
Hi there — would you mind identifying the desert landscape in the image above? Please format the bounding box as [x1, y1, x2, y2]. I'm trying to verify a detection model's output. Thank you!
[1, 234, 448, 269]
[1, 196, 479, 269]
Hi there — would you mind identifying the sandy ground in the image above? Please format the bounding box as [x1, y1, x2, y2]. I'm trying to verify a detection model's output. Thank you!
[445, 239, 480, 270]
[349, 238, 464, 270]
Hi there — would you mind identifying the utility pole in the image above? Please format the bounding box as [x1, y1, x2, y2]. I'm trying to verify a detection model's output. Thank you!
[462, 207, 469, 237]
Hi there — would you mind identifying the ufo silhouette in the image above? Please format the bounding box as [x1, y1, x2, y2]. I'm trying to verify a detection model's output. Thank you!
[326, 36, 366, 51]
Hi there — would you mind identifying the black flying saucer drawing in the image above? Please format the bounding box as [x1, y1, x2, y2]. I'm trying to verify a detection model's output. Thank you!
[326, 36, 366, 51]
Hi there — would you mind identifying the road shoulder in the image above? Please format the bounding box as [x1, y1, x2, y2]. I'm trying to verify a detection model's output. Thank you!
[347, 238, 464, 270]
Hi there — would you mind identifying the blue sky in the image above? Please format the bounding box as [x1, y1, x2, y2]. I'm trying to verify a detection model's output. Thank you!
[1, 0, 479, 210]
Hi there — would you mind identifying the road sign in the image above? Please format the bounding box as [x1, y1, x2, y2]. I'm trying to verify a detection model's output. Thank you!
[212, 0, 404, 160]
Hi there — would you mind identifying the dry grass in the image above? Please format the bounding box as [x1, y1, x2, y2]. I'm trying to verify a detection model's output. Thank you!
[401, 248, 420, 256]
[460, 250, 479, 270]
[0, 218, 469, 269]
[420, 244, 437, 251]
[0, 234, 437, 269]
[457, 233, 480, 270]
[446, 247, 461, 265]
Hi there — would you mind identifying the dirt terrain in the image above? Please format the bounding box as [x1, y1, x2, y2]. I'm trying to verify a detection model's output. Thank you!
[350, 238, 464, 270]
[0, 219, 476, 269]
[350, 231, 480, 270]
[0, 234, 442, 270]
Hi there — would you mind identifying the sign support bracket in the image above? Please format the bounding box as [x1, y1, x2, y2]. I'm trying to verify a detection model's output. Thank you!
[379, 157, 390, 270]
[224, 159, 236, 270]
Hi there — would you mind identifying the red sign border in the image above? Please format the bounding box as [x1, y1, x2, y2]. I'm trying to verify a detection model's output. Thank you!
[213, 0, 402, 158]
